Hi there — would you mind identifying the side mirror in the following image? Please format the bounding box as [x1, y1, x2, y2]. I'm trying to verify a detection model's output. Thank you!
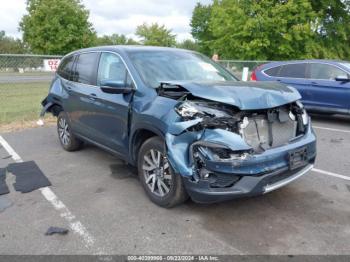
[100, 80, 133, 94]
[335, 75, 350, 82]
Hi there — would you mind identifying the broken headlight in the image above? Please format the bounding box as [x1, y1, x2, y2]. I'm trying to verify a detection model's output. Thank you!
[175, 101, 230, 119]
[200, 146, 249, 162]
[295, 100, 309, 126]
[191, 141, 250, 163]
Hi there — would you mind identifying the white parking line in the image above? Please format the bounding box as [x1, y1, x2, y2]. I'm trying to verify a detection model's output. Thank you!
[312, 168, 350, 181]
[313, 125, 350, 134]
[0, 135, 22, 162]
[0, 135, 104, 254]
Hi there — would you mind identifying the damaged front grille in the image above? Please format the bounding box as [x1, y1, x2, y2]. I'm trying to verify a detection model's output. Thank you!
[241, 109, 298, 151]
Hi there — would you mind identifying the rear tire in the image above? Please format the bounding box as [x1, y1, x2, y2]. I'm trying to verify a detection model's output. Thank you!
[57, 111, 83, 151]
[138, 136, 188, 208]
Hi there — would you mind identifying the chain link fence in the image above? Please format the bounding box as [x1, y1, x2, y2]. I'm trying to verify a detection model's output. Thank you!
[0, 54, 62, 81]
[0, 54, 62, 126]
[217, 60, 270, 80]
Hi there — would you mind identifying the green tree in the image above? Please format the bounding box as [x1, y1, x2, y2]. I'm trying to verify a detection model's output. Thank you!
[95, 33, 139, 46]
[310, 0, 350, 59]
[190, 2, 213, 55]
[136, 23, 176, 47]
[0, 31, 27, 53]
[208, 0, 321, 60]
[176, 39, 200, 51]
[19, 0, 96, 54]
[191, 0, 350, 60]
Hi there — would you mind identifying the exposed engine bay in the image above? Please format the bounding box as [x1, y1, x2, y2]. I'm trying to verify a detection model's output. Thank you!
[159, 82, 312, 189]
[159, 83, 309, 153]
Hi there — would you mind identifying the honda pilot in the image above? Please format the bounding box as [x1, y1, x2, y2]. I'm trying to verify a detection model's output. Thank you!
[41, 46, 317, 207]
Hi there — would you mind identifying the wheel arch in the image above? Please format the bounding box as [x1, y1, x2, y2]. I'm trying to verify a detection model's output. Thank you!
[130, 127, 165, 165]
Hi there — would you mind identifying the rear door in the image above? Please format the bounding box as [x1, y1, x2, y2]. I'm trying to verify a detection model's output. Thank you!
[64, 52, 101, 139]
[56, 54, 76, 96]
[308, 62, 350, 113]
[275, 63, 313, 106]
[263, 63, 312, 106]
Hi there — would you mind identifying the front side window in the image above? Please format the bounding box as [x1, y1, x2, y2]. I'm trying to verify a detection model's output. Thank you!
[97, 53, 128, 86]
[74, 53, 100, 85]
[127, 50, 236, 88]
[278, 63, 307, 78]
[57, 55, 75, 80]
[310, 63, 348, 80]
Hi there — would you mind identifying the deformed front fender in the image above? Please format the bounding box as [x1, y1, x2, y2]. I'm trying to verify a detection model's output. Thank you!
[165, 109, 202, 176]
[195, 129, 251, 152]
[165, 119, 252, 177]
[167, 118, 203, 135]
[166, 131, 202, 177]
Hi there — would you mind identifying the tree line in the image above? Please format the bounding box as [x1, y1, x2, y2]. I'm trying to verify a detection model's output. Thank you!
[192, 0, 350, 60]
[0, 0, 199, 55]
[1, 0, 350, 60]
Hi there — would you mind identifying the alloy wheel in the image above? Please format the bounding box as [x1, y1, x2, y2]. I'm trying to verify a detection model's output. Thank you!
[142, 149, 172, 197]
[58, 117, 71, 146]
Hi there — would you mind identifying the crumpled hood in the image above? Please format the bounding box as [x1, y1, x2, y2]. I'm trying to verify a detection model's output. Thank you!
[162, 81, 301, 110]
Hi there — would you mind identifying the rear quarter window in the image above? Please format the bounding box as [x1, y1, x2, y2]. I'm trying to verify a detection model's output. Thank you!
[264, 66, 281, 77]
[57, 55, 75, 80]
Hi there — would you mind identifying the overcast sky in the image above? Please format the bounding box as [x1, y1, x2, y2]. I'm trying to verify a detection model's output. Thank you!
[0, 0, 211, 41]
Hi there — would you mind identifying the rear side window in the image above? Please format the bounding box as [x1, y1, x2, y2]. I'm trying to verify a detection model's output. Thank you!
[310, 63, 348, 80]
[57, 55, 75, 80]
[73, 53, 100, 85]
[264, 66, 281, 77]
[278, 63, 307, 78]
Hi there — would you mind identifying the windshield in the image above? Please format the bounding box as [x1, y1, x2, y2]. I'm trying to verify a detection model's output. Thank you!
[127, 49, 237, 88]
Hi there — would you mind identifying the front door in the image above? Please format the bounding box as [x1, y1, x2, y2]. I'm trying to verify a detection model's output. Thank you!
[88, 52, 134, 155]
[308, 63, 350, 114]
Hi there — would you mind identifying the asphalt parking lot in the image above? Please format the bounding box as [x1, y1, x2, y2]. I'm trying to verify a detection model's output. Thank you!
[0, 115, 349, 255]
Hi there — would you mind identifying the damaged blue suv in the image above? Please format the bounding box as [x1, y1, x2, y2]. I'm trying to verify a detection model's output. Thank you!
[41, 46, 316, 207]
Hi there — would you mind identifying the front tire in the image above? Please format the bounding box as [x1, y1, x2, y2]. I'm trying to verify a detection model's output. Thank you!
[57, 112, 83, 151]
[138, 136, 188, 208]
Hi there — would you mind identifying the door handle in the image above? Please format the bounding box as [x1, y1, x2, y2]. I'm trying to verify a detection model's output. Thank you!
[89, 93, 97, 101]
